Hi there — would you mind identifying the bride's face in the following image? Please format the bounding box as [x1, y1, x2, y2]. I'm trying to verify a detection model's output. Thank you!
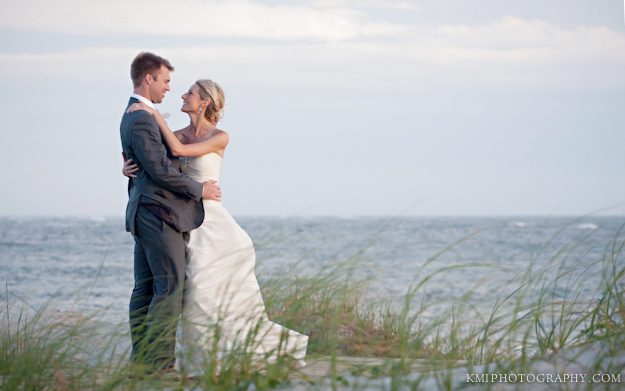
[181, 84, 205, 113]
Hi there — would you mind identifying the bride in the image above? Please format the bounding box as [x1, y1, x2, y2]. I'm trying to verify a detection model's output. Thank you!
[124, 79, 307, 375]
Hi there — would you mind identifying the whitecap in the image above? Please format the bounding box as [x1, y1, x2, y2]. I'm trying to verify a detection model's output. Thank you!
[575, 223, 598, 230]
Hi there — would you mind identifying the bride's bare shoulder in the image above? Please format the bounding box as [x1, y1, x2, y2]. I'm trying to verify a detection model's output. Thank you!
[174, 126, 191, 142]
[212, 129, 229, 145]
[213, 128, 228, 138]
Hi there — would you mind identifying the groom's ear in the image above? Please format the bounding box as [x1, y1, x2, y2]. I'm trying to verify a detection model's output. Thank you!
[144, 73, 153, 85]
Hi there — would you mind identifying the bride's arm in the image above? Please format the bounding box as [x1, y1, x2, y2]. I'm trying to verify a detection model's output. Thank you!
[172, 131, 228, 157]
[154, 112, 228, 157]
[128, 103, 228, 157]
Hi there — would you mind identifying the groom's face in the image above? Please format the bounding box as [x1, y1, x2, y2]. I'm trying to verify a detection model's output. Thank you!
[148, 65, 171, 104]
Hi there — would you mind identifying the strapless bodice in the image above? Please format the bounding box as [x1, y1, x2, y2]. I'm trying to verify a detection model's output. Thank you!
[180, 153, 222, 182]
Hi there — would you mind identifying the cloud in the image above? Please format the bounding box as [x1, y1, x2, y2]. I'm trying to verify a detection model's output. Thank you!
[0, 0, 412, 41]
[432, 16, 625, 53]
[3, 1, 624, 57]
[1, 3, 624, 91]
[312, 0, 420, 11]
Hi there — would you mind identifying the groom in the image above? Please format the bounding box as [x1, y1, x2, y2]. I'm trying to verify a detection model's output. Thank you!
[120, 52, 220, 371]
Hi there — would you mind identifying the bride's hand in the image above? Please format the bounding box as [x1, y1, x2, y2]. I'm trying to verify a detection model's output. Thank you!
[126, 102, 156, 115]
[122, 155, 139, 178]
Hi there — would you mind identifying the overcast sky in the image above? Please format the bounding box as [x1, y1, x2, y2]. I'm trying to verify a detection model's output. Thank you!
[0, 0, 624, 217]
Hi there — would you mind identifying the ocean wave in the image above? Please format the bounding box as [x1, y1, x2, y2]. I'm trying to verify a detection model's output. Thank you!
[0, 241, 37, 248]
[575, 223, 599, 230]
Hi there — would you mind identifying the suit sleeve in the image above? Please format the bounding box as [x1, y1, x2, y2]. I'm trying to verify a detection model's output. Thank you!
[131, 113, 203, 200]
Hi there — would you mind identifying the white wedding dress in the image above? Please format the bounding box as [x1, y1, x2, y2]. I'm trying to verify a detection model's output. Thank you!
[175, 153, 307, 375]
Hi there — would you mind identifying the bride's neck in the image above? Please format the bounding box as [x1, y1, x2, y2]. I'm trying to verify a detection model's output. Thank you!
[188, 113, 213, 136]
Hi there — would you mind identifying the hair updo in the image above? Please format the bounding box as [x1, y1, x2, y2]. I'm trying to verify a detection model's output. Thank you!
[195, 79, 225, 125]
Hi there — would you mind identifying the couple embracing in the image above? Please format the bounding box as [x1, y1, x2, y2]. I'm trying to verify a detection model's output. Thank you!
[119, 52, 307, 376]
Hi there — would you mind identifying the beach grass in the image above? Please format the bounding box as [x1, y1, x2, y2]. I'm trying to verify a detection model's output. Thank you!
[2, 224, 624, 389]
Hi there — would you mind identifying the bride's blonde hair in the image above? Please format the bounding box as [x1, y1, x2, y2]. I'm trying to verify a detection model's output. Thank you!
[196, 79, 225, 125]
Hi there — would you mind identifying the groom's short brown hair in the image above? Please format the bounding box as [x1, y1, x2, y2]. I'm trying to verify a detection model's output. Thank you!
[131, 52, 174, 87]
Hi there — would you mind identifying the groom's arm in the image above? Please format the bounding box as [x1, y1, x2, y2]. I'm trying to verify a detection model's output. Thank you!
[130, 113, 203, 200]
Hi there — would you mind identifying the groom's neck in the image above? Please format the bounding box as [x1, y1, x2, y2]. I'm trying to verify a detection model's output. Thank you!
[133, 87, 151, 102]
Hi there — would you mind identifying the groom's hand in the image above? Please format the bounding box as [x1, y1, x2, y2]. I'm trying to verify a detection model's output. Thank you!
[202, 180, 221, 201]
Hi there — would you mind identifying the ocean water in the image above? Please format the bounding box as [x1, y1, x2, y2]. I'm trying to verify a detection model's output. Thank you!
[0, 216, 623, 324]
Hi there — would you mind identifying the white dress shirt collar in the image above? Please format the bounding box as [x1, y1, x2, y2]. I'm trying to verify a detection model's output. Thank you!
[130, 93, 156, 109]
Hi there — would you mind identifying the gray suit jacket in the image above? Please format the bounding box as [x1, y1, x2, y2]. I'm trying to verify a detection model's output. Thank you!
[120, 97, 204, 234]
